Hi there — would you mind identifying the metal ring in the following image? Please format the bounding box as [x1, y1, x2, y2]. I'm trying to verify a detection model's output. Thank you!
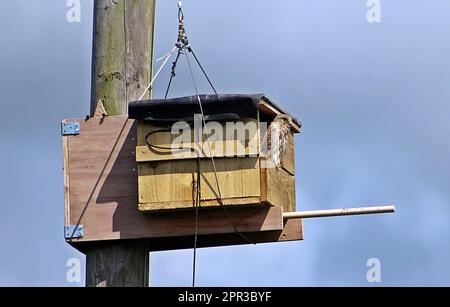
[178, 9, 184, 23]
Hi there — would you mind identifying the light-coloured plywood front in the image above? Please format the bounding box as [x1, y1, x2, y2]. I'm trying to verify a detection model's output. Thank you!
[135, 100, 300, 213]
[136, 118, 260, 162]
[138, 157, 261, 206]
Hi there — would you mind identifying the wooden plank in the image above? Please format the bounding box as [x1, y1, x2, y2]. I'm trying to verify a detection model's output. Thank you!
[260, 161, 296, 213]
[71, 205, 283, 243]
[138, 197, 262, 212]
[268, 167, 296, 212]
[85, 240, 149, 287]
[124, 0, 155, 103]
[136, 119, 260, 162]
[63, 135, 71, 226]
[281, 133, 295, 176]
[64, 116, 284, 244]
[137, 116, 262, 211]
[280, 218, 303, 242]
[149, 218, 304, 251]
[138, 157, 261, 206]
[90, 0, 127, 116]
[75, 218, 304, 253]
[94, 100, 108, 118]
[259, 160, 268, 205]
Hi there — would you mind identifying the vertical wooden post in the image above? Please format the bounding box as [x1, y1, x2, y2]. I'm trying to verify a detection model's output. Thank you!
[90, 0, 155, 115]
[86, 0, 156, 287]
[85, 241, 150, 287]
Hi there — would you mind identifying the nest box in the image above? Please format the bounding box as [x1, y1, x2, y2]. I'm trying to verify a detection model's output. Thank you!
[128, 94, 301, 213]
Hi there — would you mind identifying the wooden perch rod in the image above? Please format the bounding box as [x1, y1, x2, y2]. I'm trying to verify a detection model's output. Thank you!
[283, 206, 396, 220]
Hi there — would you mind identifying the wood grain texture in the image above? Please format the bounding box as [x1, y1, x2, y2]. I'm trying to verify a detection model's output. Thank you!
[138, 197, 262, 212]
[63, 136, 71, 226]
[136, 119, 260, 162]
[85, 240, 149, 287]
[138, 158, 261, 206]
[136, 117, 264, 212]
[281, 133, 295, 176]
[90, 0, 155, 116]
[94, 100, 108, 118]
[63, 116, 285, 244]
[76, 218, 304, 253]
[134, 99, 300, 213]
[146, 218, 303, 252]
[124, 0, 155, 103]
[260, 161, 296, 213]
[91, 0, 127, 116]
[280, 218, 303, 242]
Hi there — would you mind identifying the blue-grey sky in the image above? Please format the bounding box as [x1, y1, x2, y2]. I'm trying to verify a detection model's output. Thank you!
[0, 0, 449, 286]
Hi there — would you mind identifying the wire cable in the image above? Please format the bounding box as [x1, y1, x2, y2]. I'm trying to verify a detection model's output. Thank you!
[192, 157, 201, 287]
[164, 48, 183, 99]
[188, 47, 218, 95]
[138, 46, 178, 101]
[185, 51, 254, 245]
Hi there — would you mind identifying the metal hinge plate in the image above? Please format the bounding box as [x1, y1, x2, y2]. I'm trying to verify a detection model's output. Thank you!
[61, 121, 80, 136]
[65, 225, 84, 239]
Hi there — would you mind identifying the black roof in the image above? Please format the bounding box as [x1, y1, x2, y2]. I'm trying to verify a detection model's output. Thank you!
[128, 94, 301, 128]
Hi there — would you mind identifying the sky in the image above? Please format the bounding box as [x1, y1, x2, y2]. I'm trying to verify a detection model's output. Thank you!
[0, 0, 449, 287]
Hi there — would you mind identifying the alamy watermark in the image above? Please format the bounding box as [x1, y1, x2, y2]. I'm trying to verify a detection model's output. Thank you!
[66, 1, 381, 24]
[66, 0, 81, 23]
[366, 258, 382, 283]
[367, 0, 382, 23]
[149, 115, 293, 170]
[66, 258, 82, 283]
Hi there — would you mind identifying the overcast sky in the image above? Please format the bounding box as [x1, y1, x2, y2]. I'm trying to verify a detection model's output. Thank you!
[0, 0, 449, 286]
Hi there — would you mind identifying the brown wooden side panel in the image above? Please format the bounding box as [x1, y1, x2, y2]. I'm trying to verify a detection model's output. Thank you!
[281, 133, 295, 176]
[260, 161, 296, 213]
[63, 136, 71, 226]
[138, 157, 261, 208]
[281, 218, 303, 242]
[146, 218, 304, 252]
[74, 218, 304, 253]
[63, 116, 286, 244]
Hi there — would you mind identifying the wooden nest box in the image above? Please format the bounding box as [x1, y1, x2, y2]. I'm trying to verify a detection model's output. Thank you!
[128, 94, 302, 213]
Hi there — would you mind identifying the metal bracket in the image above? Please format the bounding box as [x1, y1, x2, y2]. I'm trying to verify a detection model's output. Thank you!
[61, 122, 80, 136]
[65, 225, 84, 239]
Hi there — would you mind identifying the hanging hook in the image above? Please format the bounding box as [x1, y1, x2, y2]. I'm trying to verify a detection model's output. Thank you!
[178, 1, 184, 23]
[176, 0, 189, 51]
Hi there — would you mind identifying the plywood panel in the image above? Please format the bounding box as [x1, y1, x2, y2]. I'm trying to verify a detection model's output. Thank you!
[146, 218, 304, 252]
[63, 136, 71, 226]
[75, 218, 304, 253]
[63, 116, 297, 249]
[138, 197, 262, 212]
[138, 157, 261, 205]
[260, 161, 296, 213]
[281, 133, 295, 176]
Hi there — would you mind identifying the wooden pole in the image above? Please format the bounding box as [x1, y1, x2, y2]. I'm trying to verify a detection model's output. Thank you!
[90, 0, 155, 115]
[283, 206, 396, 220]
[85, 0, 156, 287]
